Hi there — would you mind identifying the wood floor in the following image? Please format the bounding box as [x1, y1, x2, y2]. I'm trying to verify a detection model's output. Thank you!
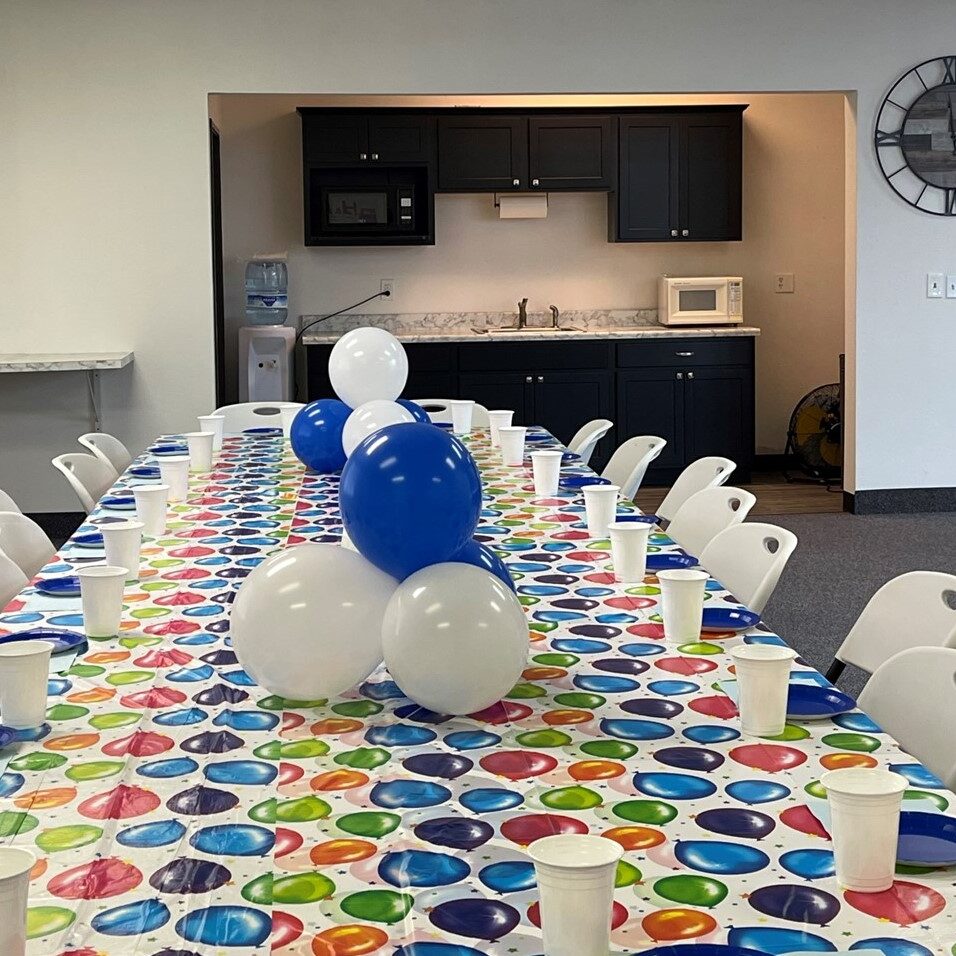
[635, 473, 844, 516]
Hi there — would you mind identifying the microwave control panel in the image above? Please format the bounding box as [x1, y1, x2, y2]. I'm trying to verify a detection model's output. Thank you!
[397, 188, 415, 230]
[728, 280, 743, 316]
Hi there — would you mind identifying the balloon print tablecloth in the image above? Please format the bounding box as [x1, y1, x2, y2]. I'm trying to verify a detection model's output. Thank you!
[1, 428, 954, 956]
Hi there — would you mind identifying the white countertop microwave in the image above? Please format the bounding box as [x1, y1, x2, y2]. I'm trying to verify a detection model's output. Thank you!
[658, 275, 743, 326]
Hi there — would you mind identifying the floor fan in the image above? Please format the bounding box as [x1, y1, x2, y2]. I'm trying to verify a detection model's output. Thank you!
[784, 383, 842, 486]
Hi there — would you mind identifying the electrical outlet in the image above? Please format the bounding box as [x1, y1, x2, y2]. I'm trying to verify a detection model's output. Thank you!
[380, 278, 395, 298]
[928, 273, 944, 298]
[774, 273, 795, 294]
[947, 275, 956, 299]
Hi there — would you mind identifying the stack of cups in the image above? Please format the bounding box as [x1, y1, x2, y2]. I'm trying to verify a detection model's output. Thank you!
[0, 846, 36, 956]
[530, 450, 563, 497]
[184, 431, 214, 472]
[448, 400, 475, 435]
[78, 566, 128, 639]
[0, 641, 54, 728]
[657, 568, 709, 642]
[582, 484, 620, 538]
[132, 484, 169, 538]
[729, 644, 798, 736]
[158, 456, 190, 502]
[486, 410, 514, 446]
[280, 405, 300, 440]
[607, 521, 651, 583]
[102, 520, 144, 583]
[197, 414, 225, 452]
[822, 767, 908, 892]
[527, 834, 624, 956]
[498, 426, 527, 467]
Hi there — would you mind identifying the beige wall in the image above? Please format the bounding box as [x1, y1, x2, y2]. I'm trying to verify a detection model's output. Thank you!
[217, 92, 845, 454]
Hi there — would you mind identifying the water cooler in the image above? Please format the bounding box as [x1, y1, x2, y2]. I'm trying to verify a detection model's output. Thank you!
[238, 325, 297, 402]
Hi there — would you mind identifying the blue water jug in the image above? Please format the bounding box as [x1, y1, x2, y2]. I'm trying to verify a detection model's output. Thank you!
[244, 258, 288, 326]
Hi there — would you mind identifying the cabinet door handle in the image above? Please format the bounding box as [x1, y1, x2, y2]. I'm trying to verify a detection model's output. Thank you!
[676, 372, 684, 380]
[687, 371, 695, 380]
[681, 229, 689, 237]
[537, 375, 544, 383]
[371, 153, 379, 160]
[359, 153, 368, 160]
[670, 229, 678, 237]
[532, 178, 540, 187]
[676, 351, 694, 357]
[513, 178, 521, 187]
[525, 376, 533, 383]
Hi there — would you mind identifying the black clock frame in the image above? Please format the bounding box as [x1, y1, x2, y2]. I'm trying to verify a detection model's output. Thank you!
[875, 55, 956, 216]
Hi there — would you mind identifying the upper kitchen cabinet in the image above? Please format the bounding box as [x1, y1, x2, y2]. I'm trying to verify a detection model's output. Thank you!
[300, 110, 435, 165]
[437, 116, 529, 191]
[610, 107, 744, 242]
[528, 115, 615, 190]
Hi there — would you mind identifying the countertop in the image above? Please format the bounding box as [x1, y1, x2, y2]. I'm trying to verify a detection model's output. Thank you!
[0, 351, 134, 373]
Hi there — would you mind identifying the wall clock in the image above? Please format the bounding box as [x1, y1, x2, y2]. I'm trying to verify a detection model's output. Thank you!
[875, 55, 956, 215]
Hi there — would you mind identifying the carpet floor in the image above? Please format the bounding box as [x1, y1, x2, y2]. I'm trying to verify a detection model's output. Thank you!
[759, 511, 956, 700]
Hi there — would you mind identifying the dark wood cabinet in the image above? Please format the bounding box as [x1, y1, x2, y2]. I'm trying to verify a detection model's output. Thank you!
[617, 368, 686, 471]
[300, 111, 434, 165]
[528, 116, 615, 191]
[611, 108, 743, 242]
[437, 116, 528, 191]
[533, 369, 613, 450]
[684, 365, 752, 465]
[459, 372, 533, 420]
[302, 114, 368, 164]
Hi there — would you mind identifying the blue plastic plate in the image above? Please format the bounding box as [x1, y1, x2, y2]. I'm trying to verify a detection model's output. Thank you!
[101, 494, 136, 510]
[128, 465, 161, 480]
[434, 422, 454, 429]
[612, 514, 658, 525]
[72, 531, 104, 549]
[0, 628, 87, 655]
[35, 576, 81, 598]
[525, 433, 555, 442]
[560, 475, 612, 489]
[243, 427, 281, 435]
[785, 683, 856, 720]
[701, 607, 761, 632]
[646, 552, 698, 570]
[561, 452, 580, 462]
[150, 443, 188, 456]
[897, 811, 956, 865]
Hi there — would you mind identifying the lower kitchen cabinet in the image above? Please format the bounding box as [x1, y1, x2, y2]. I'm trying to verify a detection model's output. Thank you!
[617, 368, 686, 472]
[459, 372, 532, 421]
[684, 365, 753, 468]
[533, 369, 613, 462]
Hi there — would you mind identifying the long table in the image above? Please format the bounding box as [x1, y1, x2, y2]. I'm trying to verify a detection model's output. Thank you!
[0, 427, 952, 955]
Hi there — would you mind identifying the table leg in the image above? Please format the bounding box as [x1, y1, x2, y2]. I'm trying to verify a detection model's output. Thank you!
[86, 369, 102, 431]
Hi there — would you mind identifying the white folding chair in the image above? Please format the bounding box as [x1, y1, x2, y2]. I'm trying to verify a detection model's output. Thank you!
[51, 453, 117, 514]
[826, 571, 956, 684]
[0, 549, 28, 609]
[413, 399, 490, 427]
[656, 456, 736, 523]
[0, 513, 56, 579]
[213, 402, 302, 432]
[567, 419, 613, 467]
[601, 436, 667, 500]
[78, 432, 133, 473]
[0, 489, 21, 514]
[698, 522, 798, 613]
[858, 647, 956, 791]
[666, 486, 756, 557]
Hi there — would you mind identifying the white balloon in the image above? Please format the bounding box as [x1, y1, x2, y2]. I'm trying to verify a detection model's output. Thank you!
[382, 562, 528, 715]
[232, 543, 397, 700]
[329, 327, 408, 408]
[342, 399, 415, 457]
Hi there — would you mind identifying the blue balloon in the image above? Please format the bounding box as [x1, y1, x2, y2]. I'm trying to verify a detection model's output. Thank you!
[397, 399, 432, 424]
[459, 788, 524, 814]
[634, 772, 717, 800]
[726, 779, 791, 805]
[600, 718, 674, 741]
[674, 840, 770, 875]
[365, 724, 437, 747]
[479, 860, 536, 893]
[117, 819, 188, 849]
[204, 760, 277, 786]
[91, 899, 170, 936]
[175, 905, 271, 947]
[683, 725, 741, 744]
[340, 422, 482, 580]
[0, 772, 24, 797]
[728, 926, 837, 953]
[189, 823, 274, 857]
[850, 939, 933, 956]
[290, 398, 351, 473]
[370, 780, 451, 809]
[138, 757, 200, 778]
[453, 539, 515, 591]
[889, 762, 944, 788]
[444, 730, 501, 750]
[779, 848, 836, 880]
[378, 849, 470, 887]
[574, 675, 640, 693]
[394, 945, 487, 956]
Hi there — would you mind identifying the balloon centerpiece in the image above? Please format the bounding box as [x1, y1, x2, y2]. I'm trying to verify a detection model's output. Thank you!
[234, 327, 526, 715]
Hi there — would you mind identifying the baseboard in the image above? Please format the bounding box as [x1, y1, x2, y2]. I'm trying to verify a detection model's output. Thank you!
[844, 488, 956, 515]
[26, 512, 85, 542]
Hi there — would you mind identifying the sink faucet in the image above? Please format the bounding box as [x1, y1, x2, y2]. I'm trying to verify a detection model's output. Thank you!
[517, 298, 529, 329]
[548, 304, 560, 329]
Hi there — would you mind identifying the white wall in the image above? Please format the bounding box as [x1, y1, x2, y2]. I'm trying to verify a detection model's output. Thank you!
[216, 91, 846, 454]
[2, 0, 955, 507]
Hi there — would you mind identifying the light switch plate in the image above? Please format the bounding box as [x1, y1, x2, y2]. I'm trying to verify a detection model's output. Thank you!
[928, 273, 944, 298]
[774, 273, 795, 293]
[947, 275, 956, 299]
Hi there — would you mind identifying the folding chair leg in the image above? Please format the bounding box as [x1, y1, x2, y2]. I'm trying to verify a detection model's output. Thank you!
[825, 659, 846, 684]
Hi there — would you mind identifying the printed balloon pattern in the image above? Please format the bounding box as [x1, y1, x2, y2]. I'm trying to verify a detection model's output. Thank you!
[0, 427, 952, 952]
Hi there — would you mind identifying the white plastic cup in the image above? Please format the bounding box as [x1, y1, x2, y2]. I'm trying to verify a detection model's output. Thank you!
[582, 483, 620, 538]
[101, 520, 144, 583]
[183, 431, 214, 472]
[448, 400, 475, 435]
[607, 521, 651, 583]
[527, 834, 624, 956]
[0, 846, 36, 956]
[157, 455, 190, 502]
[657, 568, 709, 642]
[498, 425, 527, 466]
[486, 410, 514, 446]
[279, 405, 300, 440]
[198, 414, 225, 451]
[729, 644, 799, 736]
[78, 565, 128, 638]
[822, 767, 908, 892]
[530, 450, 563, 497]
[132, 483, 169, 538]
[0, 642, 54, 728]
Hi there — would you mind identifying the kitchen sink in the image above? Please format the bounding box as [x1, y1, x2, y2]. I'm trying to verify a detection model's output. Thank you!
[472, 326, 584, 334]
